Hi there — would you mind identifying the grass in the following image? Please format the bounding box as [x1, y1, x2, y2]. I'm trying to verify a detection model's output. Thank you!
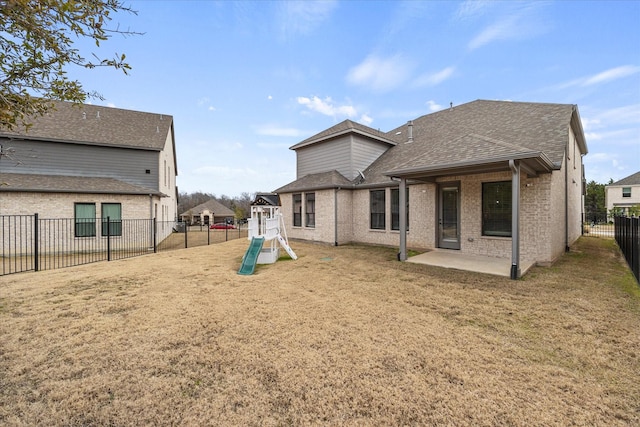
[0, 237, 638, 426]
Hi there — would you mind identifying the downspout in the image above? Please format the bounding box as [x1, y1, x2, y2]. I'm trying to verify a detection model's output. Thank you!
[398, 178, 407, 261]
[334, 187, 339, 246]
[149, 194, 154, 249]
[509, 160, 520, 279]
[565, 142, 570, 252]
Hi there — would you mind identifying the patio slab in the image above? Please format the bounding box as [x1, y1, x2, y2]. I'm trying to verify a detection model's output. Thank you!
[407, 249, 534, 278]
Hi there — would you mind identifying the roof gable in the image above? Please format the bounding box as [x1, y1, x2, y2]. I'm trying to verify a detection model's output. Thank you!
[183, 199, 235, 216]
[290, 119, 396, 150]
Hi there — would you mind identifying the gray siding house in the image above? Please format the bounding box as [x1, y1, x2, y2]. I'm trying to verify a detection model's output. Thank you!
[275, 100, 588, 278]
[0, 101, 178, 227]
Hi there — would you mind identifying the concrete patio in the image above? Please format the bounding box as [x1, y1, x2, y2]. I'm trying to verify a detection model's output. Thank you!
[407, 249, 535, 278]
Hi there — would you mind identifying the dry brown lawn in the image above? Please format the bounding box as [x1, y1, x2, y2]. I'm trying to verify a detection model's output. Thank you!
[1, 237, 639, 426]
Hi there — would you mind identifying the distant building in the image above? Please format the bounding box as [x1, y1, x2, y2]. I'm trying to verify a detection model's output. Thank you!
[605, 171, 640, 218]
[180, 199, 235, 225]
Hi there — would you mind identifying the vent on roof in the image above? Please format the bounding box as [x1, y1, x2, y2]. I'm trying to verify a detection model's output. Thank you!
[96, 111, 100, 119]
[82, 112, 86, 119]
[407, 120, 413, 143]
[156, 126, 159, 133]
[160, 114, 163, 120]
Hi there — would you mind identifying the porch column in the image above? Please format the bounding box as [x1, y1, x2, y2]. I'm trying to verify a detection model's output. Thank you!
[509, 160, 520, 279]
[399, 178, 407, 261]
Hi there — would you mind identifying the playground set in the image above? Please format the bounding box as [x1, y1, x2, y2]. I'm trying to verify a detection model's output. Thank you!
[238, 204, 297, 275]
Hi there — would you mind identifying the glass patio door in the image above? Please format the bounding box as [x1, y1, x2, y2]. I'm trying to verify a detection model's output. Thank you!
[439, 183, 460, 250]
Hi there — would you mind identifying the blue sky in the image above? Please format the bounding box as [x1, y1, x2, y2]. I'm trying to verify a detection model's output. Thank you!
[72, 0, 640, 196]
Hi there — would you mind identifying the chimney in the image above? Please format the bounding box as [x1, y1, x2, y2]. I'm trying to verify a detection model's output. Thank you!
[407, 120, 413, 143]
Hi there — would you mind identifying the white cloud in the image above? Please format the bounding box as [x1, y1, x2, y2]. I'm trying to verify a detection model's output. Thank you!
[277, 0, 337, 40]
[359, 114, 373, 126]
[557, 66, 640, 90]
[413, 66, 456, 87]
[256, 125, 304, 137]
[467, 4, 549, 50]
[425, 100, 443, 112]
[583, 65, 640, 86]
[346, 54, 414, 92]
[455, 0, 495, 20]
[297, 96, 357, 118]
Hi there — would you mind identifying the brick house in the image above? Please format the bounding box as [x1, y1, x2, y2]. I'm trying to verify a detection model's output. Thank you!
[605, 171, 640, 219]
[180, 198, 235, 226]
[0, 101, 178, 232]
[275, 100, 588, 278]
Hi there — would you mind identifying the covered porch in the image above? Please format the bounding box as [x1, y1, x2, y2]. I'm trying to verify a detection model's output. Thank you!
[386, 151, 557, 280]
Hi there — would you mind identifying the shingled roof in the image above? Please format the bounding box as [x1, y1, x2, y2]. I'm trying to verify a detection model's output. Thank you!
[182, 199, 235, 217]
[0, 172, 163, 195]
[290, 119, 396, 150]
[274, 170, 353, 193]
[610, 171, 640, 186]
[0, 101, 173, 151]
[371, 100, 587, 184]
[275, 99, 588, 192]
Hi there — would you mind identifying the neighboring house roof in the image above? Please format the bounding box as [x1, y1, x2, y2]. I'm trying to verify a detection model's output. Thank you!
[609, 171, 640, 186]
[0, 101, 174, 153]
[182, 199, 235, 217]
[290, 119, 397, 150]
[252, 193, 281, 206]
[0, 172, 163, 195]
[275, 170, 353, 193]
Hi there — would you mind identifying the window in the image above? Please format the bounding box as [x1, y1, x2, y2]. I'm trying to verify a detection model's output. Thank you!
[305, 193, 315, 227]
[482, 181, 512, 237]
[391, 188, 409, 231]
[75, 203, 96, 237]
[101, 203, 122, 236]
[370, 190, 385, 230]
[293, 194, 302, 226]
[622, 187, 631, 198]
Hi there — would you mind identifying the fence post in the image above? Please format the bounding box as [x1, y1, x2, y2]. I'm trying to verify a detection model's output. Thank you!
[153, 218, 157, 253]
[184, 223, 188, 248]
[107, 216, 111, 261]
[34, 213, 39, 272]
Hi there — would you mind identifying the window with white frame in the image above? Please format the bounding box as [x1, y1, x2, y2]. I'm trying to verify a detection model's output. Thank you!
[622, 187, 631, 198]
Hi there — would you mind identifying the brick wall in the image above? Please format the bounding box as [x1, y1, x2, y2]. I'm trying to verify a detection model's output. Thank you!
[0, 192, 154, 218]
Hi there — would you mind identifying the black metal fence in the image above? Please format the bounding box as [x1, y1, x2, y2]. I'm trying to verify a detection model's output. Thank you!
[1, 215, 247, 276]
[614, 216, 639, 284]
